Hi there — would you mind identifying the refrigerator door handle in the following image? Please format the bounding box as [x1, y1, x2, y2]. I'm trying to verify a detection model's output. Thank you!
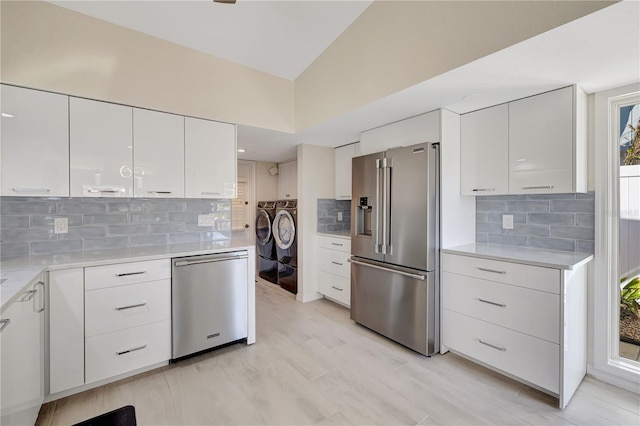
[348, 258, 428, 280]
[383, 158, 392, 255]
[374, 159, 382, 254]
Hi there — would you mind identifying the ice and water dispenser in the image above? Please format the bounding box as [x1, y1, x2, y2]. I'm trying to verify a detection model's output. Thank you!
[355, 197, 372, 236]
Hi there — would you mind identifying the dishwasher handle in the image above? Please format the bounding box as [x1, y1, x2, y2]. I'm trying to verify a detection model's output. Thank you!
[174, 251, 249, 267]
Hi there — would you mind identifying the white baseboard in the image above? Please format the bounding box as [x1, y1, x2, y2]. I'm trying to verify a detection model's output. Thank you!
[586, 364, 640, 394]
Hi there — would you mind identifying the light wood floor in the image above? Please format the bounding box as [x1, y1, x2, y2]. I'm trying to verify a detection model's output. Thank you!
[37, 279, 639, 426]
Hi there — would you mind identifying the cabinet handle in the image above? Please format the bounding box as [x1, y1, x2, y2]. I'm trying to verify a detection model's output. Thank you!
[331, 286, 344, 292]
[87, 188, 120, 194]
[471, 188, 495, 192]
[12, 187, 50, 193]
[0, 319, 10, 333]
[116, 344, 147, 356]
[18, 289, 37, 302]
[148, 191, 172, 195]
[35, 281, 45, 313]
[115, 302, 147, 311]
[477, 267, 506, 275]
[331, 243, 343, 247]
[201, 191, 221, 195]
[116, 271, 146, 277]
[478, 339, 506, 352]
[522, 185, 554, 190]
[478, 298, 506, 308]
[331, 261, 343, 266]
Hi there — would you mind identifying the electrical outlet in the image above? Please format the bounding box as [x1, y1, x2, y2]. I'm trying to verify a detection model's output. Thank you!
[54, 217, 68, 234]
[198, 214, 215, 227]
[502, 214, 514, 230]
[337, 211, 343, 222]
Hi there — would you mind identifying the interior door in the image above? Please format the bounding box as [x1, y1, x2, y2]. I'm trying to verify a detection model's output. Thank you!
[351, 152, 384, 262]
[384, 143, 436, 271]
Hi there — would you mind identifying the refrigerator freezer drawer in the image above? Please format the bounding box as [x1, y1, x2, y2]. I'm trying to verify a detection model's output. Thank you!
[350, 257, 437, 355]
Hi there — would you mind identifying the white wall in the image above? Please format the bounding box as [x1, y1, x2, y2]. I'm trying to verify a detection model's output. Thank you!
[255, 161, 279, 202]
[297, 144, 334, 303]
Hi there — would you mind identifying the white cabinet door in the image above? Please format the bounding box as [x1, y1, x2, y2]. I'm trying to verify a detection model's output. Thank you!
[185, 117, 236, 198]
[133, 108, 184, 198]
[1, 85, 69, 197]
[1, 278, 45, 426]
[460, 104, 509, 196]
[277, 161, 297, 199]
[509, 87, 574, 194]
[49, 269, 85, 394]
[334, 142, 360, 200]
[70, 98, 133, 197]
[360, 110, 440, 156]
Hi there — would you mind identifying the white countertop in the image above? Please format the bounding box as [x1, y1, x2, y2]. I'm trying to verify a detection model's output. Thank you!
[317, 231, 351, 239]
[442, 243, 593, 270]
[1, 236, 255, 311]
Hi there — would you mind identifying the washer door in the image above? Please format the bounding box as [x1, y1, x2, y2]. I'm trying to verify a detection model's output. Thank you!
[255, 209, 272, 246]
[273, 210, 295, 250]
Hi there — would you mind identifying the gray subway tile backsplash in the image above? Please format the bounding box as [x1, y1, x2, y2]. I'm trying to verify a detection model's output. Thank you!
[317, 199, 351, 233]
[476, 192, 594, 254]
[0, 197, 232, 258]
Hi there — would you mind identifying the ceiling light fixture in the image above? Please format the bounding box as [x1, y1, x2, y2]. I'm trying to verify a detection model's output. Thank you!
[1, 112, 14, 118]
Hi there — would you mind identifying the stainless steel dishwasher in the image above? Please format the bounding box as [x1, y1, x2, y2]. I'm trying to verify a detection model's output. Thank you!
[171, 250, 248, 360]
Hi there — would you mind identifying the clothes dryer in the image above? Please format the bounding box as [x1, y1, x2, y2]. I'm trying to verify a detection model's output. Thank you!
[273, 200, 298, 294]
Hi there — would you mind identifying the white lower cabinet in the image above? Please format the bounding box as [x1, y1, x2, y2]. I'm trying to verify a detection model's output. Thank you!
[317, 235, 351, 307]
[85, 320, 171, 384]
[1, 274, 45, 426]
[84, 260, 171, 385]
[48, 269, 85, 394]
[441, 253, 587, 408]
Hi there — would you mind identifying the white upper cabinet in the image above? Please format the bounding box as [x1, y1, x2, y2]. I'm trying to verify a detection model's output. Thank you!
[133, 108, 185, 198]
[334, 142, 360, 200]
[360, 110, 440, 155]
[277, 161, 297, 199]
[70, 98, 133, 197]
[184, 117, 237, 198]
[509, 86, 584, 194]
[1, 85, 69, 197]
[460, 104, 509, 196]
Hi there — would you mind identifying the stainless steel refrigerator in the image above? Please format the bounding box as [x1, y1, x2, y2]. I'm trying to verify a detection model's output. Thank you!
[350, 142, 439, 356]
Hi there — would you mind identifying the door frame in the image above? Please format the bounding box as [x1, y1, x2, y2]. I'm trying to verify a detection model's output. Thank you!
[592, 83, 640, 393]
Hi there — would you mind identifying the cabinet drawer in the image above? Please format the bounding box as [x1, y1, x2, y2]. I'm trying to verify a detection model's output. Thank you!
[85, 280, 170, 337]
[318, 271, 350, 307]
[85, 320, 170, 384]
[85, 259, 171, 290]
[318, 236, 350, 253]
[318, 248, 350, 278]
[443, 272, 559, 343]
[442, 254, 560, 294]
[443, 309, 559, 394]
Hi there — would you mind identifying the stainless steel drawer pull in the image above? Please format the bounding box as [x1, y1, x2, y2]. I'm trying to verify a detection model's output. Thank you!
[0, 319, 10, 333]
[477, 267, 506, 275]
[115, 302, 147, 311]
[35, 281, 45, 313]
[522, 185, 554, 190]
[478, 298, 506, 308]
[348, 258, 427, 280]
[116, 271, 146, 277]
[12, 187, 50, 193]
[174, 254, 249, 267]
[201, 191, 221, 195]
[331, 243, 343, 246]
[478, 339, 506, 352]
[148, 191, 172, 194]
[472, 188, 495, 192]
[87, 188, 119, 193]
[331, 286, 344, 292]
[18, 290, 37, 302]
[331, 261, 343, 266]
[116, 344, 147, 356]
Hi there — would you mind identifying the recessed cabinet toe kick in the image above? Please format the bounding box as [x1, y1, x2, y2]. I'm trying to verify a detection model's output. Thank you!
[171, 251, 249, 361]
